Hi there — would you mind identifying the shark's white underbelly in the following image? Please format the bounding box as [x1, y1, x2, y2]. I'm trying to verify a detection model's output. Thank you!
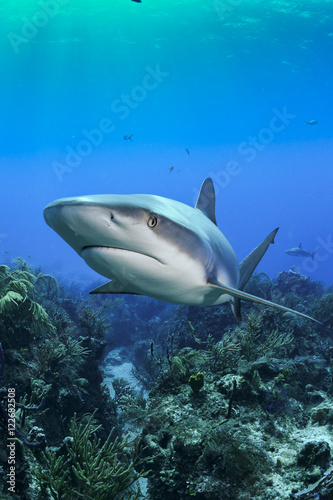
[82, 246, 237, 306]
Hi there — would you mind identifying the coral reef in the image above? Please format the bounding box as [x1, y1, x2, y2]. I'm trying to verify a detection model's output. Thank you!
[125, 271, 333, 499]
[1, 259, 333, 500]
[0, 259, 145, 499]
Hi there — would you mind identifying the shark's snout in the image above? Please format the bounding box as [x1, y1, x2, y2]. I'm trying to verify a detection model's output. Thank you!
[43, 204, 60, 230]
[44, 203, 76, 233]
[44, 201, 93, 255]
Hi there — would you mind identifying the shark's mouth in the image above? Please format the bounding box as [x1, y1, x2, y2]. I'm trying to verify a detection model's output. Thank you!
[81, 245, 163, 264]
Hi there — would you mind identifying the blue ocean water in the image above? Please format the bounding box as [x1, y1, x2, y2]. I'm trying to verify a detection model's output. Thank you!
[1, 0, 332, 288]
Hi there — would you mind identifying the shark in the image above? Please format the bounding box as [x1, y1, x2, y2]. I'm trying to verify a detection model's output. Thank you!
[43, 178, 320, 324]
[285, 243, 319, 261]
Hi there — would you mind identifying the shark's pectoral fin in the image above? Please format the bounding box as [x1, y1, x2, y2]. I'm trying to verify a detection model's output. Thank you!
[238, 228, 279, 291]
[233, 227, 279, 320]
[89, 280, 141, 295]
[208, 276, 321, 325]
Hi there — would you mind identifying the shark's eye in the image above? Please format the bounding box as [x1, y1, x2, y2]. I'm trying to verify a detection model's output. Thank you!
[147, 214, 158, 228]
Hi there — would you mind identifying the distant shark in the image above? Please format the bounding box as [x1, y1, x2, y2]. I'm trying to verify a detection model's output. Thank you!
[44, 178, 320, 324]
[285, 243, 319, 261]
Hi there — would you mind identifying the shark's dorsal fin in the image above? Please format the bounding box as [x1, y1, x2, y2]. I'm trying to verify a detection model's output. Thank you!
[195, 178, 217, 225]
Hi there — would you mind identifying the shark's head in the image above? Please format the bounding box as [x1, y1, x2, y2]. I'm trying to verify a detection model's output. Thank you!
[43, 190, 232, 304]
[44, 194, 177, 259]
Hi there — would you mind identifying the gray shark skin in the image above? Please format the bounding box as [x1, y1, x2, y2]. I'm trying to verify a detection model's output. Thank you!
[44, 178, 320, 324]
[285, 243, 319, 261]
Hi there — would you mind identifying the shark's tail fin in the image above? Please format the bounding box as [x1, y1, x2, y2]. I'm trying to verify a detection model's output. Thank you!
[231, 228, 279, 320]
[311, 247, 320, 260]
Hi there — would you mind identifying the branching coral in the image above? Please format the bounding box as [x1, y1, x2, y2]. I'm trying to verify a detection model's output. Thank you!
[112, 377, 136, 405]
[236, 311, 293, 368]
[120, 395, 148, 425]
[171, 355, 186, 378]
[0, 264, 54, 330]
[67, 336, 90, 355]
[36, 337, 91, 375]
[203, 420, 269, 480]
[38, 451, 73, 499]
[36, 338, 67, 374]
[78, 305, 110, 338]
[38, 412, 153, 499]
[211, 331, 241, 371]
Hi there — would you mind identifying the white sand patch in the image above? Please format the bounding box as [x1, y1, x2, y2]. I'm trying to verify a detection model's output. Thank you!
[102, 347, 145, 398]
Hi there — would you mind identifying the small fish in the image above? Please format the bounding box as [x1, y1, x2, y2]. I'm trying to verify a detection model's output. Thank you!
[124, 135, 133, 141]
[4, 250, 9, 254]
[185, 148, 190, 157]
[304, 120, 318, 125]
[285, 243, 319, 260]
[168, 166, 174, 174]
[131, 0, 142, 3]
[27, 254, 31, 258]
